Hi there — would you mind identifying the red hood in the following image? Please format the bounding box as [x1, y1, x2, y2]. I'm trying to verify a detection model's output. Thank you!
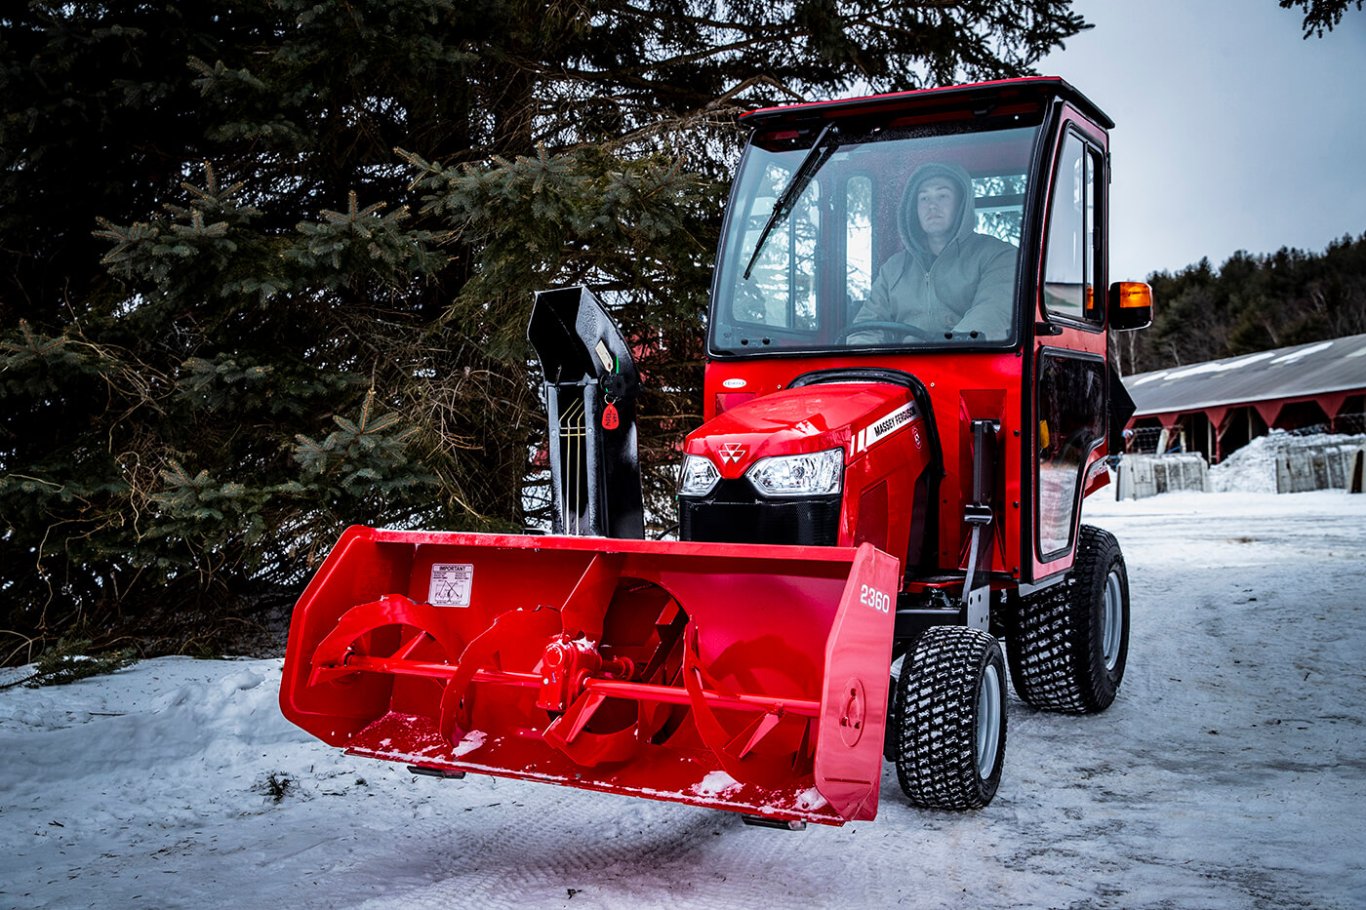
[684, 383, 915, 479]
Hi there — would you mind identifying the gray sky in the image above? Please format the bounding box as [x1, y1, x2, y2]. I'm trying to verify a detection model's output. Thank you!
[1038, 0, 1366, 280]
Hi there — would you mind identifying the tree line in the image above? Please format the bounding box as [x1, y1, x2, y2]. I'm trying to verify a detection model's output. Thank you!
[1118, 234, 1366, 376]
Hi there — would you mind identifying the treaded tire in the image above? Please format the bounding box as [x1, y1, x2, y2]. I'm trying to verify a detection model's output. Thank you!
[894, 626, 1007, 810]
[1009, 524, 1130, 714]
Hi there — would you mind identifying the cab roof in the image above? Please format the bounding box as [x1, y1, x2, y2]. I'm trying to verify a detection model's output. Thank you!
[741, 76, 1113, 131]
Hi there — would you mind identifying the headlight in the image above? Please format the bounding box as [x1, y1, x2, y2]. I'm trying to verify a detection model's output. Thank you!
[678, 454, 721, 497]
[745, 448, 843, 498]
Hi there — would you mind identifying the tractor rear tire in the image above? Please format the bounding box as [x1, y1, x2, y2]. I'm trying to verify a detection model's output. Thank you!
[1009, 524, 1130, 714]
[893, 626, 1007, 810]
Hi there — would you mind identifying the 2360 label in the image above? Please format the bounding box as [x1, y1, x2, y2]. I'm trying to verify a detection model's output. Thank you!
[860, 584, 891, 614]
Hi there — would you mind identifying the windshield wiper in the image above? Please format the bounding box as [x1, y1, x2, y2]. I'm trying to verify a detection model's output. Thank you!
[742, 122, 841, 280]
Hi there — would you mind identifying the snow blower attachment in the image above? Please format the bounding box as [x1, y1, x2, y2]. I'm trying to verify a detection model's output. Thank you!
[280, 530, 899, 825]
[280, 285, 901, 825]
[282, 77, 1151, 829]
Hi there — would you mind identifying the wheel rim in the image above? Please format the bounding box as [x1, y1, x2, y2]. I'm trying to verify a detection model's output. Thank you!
[975, 663, 1002, 779]
[1101, 568, 1124, 672]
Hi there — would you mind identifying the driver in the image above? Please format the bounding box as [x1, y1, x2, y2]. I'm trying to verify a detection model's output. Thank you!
[846, 162, 1016, 344]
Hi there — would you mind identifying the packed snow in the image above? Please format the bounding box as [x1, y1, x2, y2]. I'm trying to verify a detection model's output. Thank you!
[1210, 430, 1366, 493]
[3, 486, 1365, 909]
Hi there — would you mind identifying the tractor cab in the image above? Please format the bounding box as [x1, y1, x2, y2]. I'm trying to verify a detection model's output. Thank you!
[684, 78, 1151, 592]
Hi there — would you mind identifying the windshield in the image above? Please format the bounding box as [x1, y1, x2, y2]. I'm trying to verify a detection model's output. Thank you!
[710, 121, 1041, 355]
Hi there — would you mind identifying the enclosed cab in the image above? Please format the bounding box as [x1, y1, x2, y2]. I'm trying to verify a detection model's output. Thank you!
[682, 77, 1147, 590]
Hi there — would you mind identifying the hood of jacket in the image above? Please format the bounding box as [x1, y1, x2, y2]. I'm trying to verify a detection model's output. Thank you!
[898, 162, 977, 263]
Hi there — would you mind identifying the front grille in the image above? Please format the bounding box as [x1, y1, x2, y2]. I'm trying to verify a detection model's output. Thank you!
[679, 480, 841, 546]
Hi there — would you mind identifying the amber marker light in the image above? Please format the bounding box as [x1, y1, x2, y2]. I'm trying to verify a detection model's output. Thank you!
[1116, 282, 1153, 309]
[1109, 281, 1153, 330]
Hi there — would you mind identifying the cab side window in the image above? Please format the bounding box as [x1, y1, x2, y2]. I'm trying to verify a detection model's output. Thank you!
[1043, 133, 1102, 322]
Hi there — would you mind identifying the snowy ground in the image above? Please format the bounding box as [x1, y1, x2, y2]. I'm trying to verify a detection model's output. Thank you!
[3, 489, 1364, 910]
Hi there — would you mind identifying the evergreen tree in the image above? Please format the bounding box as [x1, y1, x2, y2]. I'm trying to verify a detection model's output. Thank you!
[1280, 0, 1364, 37]
[1, 0, 1087, 660]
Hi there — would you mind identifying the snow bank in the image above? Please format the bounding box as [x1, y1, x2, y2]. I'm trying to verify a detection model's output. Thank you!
[1210, 429, 1366, 493]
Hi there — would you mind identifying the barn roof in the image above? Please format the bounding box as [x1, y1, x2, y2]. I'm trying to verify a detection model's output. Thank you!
[1125, 332, 1366, 417]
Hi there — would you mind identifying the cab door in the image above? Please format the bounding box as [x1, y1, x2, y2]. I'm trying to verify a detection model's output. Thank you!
[1031, 120, 1110, 583]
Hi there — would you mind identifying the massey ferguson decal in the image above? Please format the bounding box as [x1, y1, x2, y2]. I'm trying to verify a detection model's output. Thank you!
[718, 442, 748, 464]
[850, 403, 916, 456]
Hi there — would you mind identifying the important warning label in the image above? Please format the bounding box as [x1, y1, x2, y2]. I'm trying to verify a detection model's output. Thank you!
[428, 563, 474, 607]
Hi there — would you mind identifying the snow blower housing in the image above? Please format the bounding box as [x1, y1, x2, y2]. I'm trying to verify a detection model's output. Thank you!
[280, 77, 1152, 828]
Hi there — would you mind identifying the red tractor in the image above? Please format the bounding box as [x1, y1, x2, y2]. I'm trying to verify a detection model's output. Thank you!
[280, 77, 1152, 829]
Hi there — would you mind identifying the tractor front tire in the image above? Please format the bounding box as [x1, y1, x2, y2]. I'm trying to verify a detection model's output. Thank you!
[1009, 524, 1130, 714]
[893, 626, 1007, 810]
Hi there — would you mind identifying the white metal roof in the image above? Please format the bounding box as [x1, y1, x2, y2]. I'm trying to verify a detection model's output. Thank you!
[1124, 332, 1366, 416]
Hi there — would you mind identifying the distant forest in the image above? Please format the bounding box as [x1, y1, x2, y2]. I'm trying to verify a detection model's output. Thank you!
[1117, 233, 1366, 375]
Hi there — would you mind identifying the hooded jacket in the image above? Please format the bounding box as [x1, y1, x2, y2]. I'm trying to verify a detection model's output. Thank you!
[848, 162, 1016, 343]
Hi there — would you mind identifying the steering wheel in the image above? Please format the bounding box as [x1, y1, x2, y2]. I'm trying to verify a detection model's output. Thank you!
[837, 320, 939, 344]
